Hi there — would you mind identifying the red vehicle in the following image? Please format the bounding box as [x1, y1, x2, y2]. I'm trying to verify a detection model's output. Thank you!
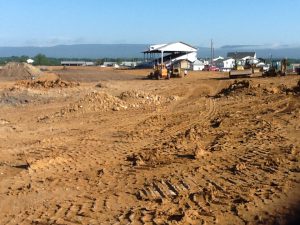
[202, 65, 220, 71]
[209, 66, 220, 71]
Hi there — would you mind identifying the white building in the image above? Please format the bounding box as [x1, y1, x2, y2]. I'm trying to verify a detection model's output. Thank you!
[143, 42, 198, 67]
[85, 62, 95, 66]
[61, 61, 95, 66]
[193, 59, 205, 71]
[222, 58, 235, 71]
[27, 59, 34, 64]
[292, 64, 300, 72]
[121, 61, 140, 67]
[102, 62, 120, 68]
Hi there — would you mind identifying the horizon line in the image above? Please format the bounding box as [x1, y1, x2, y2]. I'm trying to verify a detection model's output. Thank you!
[0, 43, 299, 49]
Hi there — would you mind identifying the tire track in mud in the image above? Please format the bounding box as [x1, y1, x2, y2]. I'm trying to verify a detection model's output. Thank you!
[138, 97, 218, 146]
[2, 197, 100, 225]
[116, 95, 222, 224]
[1, 126, 124, 224]
[120, 144, 294, 225]
[130, 83, 219, 144]
[117, 90, 300, 224]
[1, 107, 148, 224]
[2, 79, 299, 224]
[2, 109, 147, 224]
[166, 98, 216, 132]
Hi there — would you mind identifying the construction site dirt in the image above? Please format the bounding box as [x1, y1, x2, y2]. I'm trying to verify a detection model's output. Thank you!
[0, 66, 299, 225]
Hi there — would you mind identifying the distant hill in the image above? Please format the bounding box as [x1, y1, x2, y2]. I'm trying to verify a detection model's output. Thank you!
[0, 44, 299, 59]
[0, 44, 148, 59]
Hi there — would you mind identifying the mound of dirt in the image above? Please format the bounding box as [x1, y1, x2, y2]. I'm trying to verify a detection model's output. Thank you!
[77, 91, 127, 110]
[292, 79, 300, 94]
[215, 80, 251, 97]
[119, 90, 159, 100]
[265, 79, 300, 96]
[215, 80, 290, 98]
[0, 62, 43, 81]
[16, 75, 79, 89]
[42, 90, 179, 122]
[119, 90, 178, 105]
[50, 92, 129, 119]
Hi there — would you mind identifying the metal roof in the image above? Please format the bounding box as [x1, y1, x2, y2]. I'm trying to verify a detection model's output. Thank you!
[61, 61, 86, 64]
[143, 42, 197, 53]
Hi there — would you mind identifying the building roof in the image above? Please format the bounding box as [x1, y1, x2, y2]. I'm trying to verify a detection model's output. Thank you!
[61, 61, 86, 64]
[227, 52, 256, 59]
[143, 42, 197, 53]
[193, 59, 205, 65]
[213, 56, 224, 61]
[61, 61, 94, 66]
[223, 58, 235, 62]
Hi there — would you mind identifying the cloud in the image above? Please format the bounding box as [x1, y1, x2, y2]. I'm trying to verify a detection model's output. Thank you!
[220, 43, 300, 49]
[220, 45, 262, 49]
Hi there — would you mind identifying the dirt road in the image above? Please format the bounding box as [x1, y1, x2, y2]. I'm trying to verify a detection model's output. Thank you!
[0, 68, 299, 225]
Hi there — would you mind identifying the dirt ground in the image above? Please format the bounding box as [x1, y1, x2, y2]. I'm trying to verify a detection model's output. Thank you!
[0, 67, 299, 225]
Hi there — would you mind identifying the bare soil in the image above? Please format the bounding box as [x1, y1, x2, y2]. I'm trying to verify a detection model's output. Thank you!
[0, 67, 299, 225]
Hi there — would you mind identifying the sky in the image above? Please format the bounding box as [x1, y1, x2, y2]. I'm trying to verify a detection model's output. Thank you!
[0, 0, 299, 48]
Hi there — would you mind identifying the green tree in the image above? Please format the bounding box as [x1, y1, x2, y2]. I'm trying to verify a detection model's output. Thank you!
[116, 58, 122, 65]
[95, 58, 104, 66]
[33, 54, 49, 65]
[19, 55, 29, 63]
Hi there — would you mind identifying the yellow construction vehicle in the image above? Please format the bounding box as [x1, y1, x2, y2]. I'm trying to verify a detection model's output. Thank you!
[229, 59, 253, 79]
[263, 59, 287, 77]
[170, 59, 189, 78]
[171, 65, 185, 78]
[147, 59, 189, 79]
[148, 64, 168, 79]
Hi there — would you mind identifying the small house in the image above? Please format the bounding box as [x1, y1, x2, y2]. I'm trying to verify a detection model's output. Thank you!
[222, 58, 235, 71]
[193, 59, 205, 71]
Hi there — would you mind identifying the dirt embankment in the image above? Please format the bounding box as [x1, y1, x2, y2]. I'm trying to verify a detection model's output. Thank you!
[0, 62, 78, 88]
[15, 77, 79, 89]
[0, 62, 43, 81]
[0, 63, 81, 106]
[0, 69, 299, 225]
[37, 90, 179, 122]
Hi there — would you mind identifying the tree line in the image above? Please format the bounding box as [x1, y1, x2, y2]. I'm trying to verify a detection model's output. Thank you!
[0, 54, 143, 66]
[1, 54, 300, 67]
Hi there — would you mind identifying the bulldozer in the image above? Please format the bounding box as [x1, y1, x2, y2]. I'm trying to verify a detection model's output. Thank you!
[171, 59, 191, 78]
[148, 61, 188, 80]
[229, 59, 254, 79]
[171, 64, 186, 78]
[263, 59, 287, 77]
[148, 64, 168, 79]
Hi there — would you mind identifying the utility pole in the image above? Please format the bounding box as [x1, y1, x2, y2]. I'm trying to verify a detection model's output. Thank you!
[213, 42, 215, 64]
[210, 39, 213, 66]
